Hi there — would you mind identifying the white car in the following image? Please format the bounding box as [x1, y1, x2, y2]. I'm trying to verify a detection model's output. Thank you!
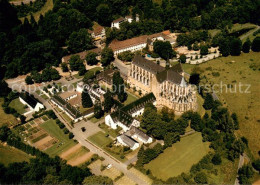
[106, 164, 112, 169]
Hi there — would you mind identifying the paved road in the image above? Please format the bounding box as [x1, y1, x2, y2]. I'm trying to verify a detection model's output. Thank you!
[113, 58, 130, 77]
[240, 26, 260, 41]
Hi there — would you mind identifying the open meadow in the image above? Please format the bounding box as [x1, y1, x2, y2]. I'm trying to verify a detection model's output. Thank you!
[182, 52, 260, 158]
[0, 143, 31, 166]
[0, 98, 19, 127]
[144, 132, 210, 181]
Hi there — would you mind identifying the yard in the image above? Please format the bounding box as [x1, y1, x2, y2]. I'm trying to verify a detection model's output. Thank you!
[9, 98, 27, 114]
[0, 144, 31, 166]
[88, 131, 112, 148]
[124, 92, 139, 105]
[144, 132, 210, 180]
[0, 98, 19, 127]
[182, 52, 260, 158]
[40, 119, 76, 157]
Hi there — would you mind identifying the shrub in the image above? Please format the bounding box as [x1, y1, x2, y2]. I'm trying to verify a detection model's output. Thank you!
[212, 154, 222, 165]
[194, 172, 208, 184]
[63, 128, 69, 134]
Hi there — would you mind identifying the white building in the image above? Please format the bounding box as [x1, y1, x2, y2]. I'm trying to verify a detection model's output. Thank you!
[111, 15, 139, 29]
[109, 31, 176, 55]
[117, 134, 140, 150]
[19, 92, 44, 112]
[126, 127, 153, 144]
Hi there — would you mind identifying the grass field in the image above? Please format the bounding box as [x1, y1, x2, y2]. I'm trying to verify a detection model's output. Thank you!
[182, 52, 260, 158]
[88, 131, 112, 148]
[144, 132, 210, 180]
[0, 144, 31, 166]
[0, 98, 19, 127]
[124, 92, 138, 105]
[20, 0, 53, 22]
[9, 98, 26, 114]
[40, 119, 76, 157]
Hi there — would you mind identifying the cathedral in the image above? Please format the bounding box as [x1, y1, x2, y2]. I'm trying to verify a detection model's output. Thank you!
[127, 55, 197, 114]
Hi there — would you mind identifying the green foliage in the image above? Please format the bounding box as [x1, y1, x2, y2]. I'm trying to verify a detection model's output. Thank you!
[83, 70, 95, 83]
[153, 41, 176, 60]
[82, 89, 93, 108]
[112, 71, 127, 102]
[211, 153, 222, 165]
[200, 45, 208, 55]
[67, 28, 93, 53]
[203, 93, 214, 110]
[61, 63, 69, 72]
[69, 55, 84, 71]
[177, 31, 209, 46]
[0, 80, 11, 97]
[194, 172, 208, 184]
[103, 90, 114, 113]
[118, 51, 134, 62]
[230, 38, 242, 56]
[86, 52, 99, 66]
[238, 165, 254, 184]
[101, 47, 114, 66]
[252, 159, 260, 172]
[251, 37, 260, 52]
[179, 54, 186, 63]
[15, 0, 47, 18]
[242, 39, 251, 53]
[94, 101, 104, 119]
[0, 125, 11, 142]
[25, 76, 34, 85]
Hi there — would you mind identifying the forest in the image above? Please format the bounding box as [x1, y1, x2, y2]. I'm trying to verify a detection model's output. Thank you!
[0, 0, 259, 80]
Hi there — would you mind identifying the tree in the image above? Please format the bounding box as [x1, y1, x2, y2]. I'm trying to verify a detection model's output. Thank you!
[203, 93, 214, 110]
[86, 52, 99, 65]
[103, 90, 114, 112]
[94, 101, 104, 119]
[0, 125, 10, 141]
[61, 63, 69, 72]
[200, 45, 208, 55]
[211, 153, 222, 165]
[68, 29, 93, 53]
[153, 41, 176, 60]
[238, 165, 254, 184]
[179, 54, 186, 63]
[78, 65, 87, 76]
[118, 51, 135, 61]
[219, 38, 230, 57]
[194, 172, 208, 184]
[20, 115, 26, 124]
[81, 89, 93, 108]
[0, 80, 11, 97]
[83, 70, 95, 83]
[101, 47, 114, 66]
[230, 38, 242, 56]
[112, 71, 127, 102]
[242, 39, 251, 53]
[25, 75, 34, 85]
[251, 37, 260, 52]
[252, 159, 260, 172]
[69, 55, 84, 71]
[83, 176, 113, 185]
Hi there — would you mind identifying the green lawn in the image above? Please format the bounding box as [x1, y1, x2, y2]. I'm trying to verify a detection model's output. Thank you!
[40, 119, 76, 157]
[0, 144, 31, 166]
[89, 67, 102, 74]
[88, 131, 112, 148]
[144, 132, 210, 180]
[41, 94, 49, 100]
[90, 116, 104, 123]
[124, 92, 138, 105]
[9, 98, 26, 114]
[61, 112, 72, 123]
[98, 123, 121, 138]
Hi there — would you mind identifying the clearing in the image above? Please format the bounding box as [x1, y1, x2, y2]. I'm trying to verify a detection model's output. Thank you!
[0, 143, 31, 166]
[0, 98, 19, 127]
[9, 98, 27, 114]
[144, 132, 210, 180]
[182, 52, 260, 158]
[88, 131, 112, 148]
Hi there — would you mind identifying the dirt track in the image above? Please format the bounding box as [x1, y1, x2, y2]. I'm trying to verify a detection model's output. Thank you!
[10, 0, 36, 5]
[67, 152, 93, 166]
[59, 143, 81, 159]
